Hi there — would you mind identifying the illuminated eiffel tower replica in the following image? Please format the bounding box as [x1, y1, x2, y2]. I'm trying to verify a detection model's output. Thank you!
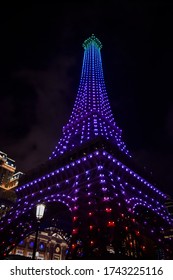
[0, 35, 173, 259]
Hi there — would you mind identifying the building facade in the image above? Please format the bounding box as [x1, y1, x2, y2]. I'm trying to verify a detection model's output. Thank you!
[9, 228, 68, 260]
[0, 151, 23, 219]
[0, 151, 23, 190]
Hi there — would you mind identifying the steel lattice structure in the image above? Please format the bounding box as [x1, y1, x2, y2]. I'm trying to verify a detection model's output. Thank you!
[0, 35, 173, 259]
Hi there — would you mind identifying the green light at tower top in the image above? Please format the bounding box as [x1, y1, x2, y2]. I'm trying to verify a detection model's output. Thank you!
[82, 34, 102, 50]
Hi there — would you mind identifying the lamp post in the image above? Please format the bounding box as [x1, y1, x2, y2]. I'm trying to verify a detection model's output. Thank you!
[32, 203, 45, 260]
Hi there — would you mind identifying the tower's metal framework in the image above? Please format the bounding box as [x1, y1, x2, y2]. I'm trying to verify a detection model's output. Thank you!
[0, 35, 172, 259]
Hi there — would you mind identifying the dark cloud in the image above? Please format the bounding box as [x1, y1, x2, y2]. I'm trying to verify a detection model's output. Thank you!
[0, 54, 77, 172]
[1, 78, 38, 141]
[165, 106, 173, 140]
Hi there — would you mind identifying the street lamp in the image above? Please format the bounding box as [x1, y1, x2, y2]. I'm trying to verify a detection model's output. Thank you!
[32, 203, 45, 260]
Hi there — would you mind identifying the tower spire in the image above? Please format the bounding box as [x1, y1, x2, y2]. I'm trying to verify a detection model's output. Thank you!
[50, 35, 129, 159]
[82, 34, 102, 49]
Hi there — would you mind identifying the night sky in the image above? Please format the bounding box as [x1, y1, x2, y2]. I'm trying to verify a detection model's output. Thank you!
[0, 1, 173, 196]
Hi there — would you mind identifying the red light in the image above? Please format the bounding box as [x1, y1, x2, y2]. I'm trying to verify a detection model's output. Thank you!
[72, 228, 78, 234]
[105, 208, 112, 213]
[107, 221, 115, 227]
[73, 216, 78, 222]
[88, 212, 93, 216]
[89, 225, 93, 230]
